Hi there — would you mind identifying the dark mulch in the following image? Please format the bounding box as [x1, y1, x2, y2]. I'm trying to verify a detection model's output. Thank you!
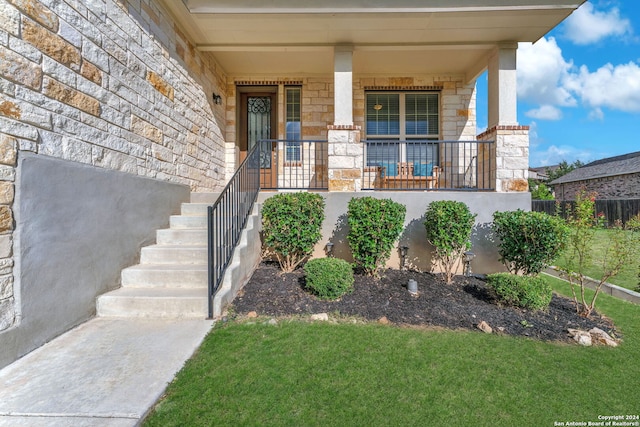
[232, 262, 618, 343]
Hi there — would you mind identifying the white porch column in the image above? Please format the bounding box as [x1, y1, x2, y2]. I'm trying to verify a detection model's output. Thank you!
[488, 44, 518, 128]
[327, 45, 362, 191]
[334, 46, 354, 126]
[484, 43, 529, 193]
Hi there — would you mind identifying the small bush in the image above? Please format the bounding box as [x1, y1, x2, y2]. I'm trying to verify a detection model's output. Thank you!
[492, 210, 569, 276]
[424, 201, 476, 284]
[262, 192, 325, 272]
[304, 258, 354, 300]
[487, 273, 553, 311]
[347, 197, 406, 276]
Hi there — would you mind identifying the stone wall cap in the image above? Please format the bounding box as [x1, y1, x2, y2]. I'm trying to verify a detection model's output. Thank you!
[477, 125, 530, 139]
[328, 124, 361, 130]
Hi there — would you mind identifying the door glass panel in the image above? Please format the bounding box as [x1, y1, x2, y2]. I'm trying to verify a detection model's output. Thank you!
[248, 96, 272, 168]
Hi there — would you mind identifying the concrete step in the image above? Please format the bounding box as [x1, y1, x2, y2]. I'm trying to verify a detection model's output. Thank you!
[170, 214, 207, 229]
[180, 203, 209, 216]
[190, 192, 221, 204]
[97, 287, 208, 319]
[156, 228, 207, 245]
[121, 264, 207, 288]
[140, 245, 207, 265]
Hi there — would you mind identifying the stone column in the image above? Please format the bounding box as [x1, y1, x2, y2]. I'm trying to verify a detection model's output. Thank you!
[327, 47, 363, 191]
[478, 125, 529, 192]
[327, 125, 363, 191]
[483, 43, 528, 192]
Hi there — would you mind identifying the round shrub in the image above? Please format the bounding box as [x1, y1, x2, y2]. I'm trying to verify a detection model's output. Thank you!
[492, 210, 569, 276]
[347, 197, 406, 276]
[486, 273, 553, 311]
[262, 192, 325, 272]
[303, 258, 354, 300]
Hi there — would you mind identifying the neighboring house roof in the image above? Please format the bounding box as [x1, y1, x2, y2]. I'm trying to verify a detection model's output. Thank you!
[529, 165, 559, 180]
[549, 151, 640, 185]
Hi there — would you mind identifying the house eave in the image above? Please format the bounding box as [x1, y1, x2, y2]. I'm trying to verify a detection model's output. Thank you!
[183, 0, 584, 15]
[161, 0, 586, 77]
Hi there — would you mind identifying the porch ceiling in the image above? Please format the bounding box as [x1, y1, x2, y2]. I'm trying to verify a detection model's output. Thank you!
[159, 0, 585, 78]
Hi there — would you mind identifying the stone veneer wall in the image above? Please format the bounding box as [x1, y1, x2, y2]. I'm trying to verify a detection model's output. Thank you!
[354, 76, 477, 140]
[478, 125, 530, 192]
[555, 172, 640, 201]
[225, 77, 335, 179]
[224, 74, 476, 183]
[0, 0, 227, 332]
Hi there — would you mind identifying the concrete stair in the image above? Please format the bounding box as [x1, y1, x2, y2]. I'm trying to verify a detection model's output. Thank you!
[97, 191, 262, 319]
[97, 193, 218, 319]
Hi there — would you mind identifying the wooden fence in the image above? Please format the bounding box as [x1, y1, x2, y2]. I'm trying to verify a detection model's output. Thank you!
[532, 199, 640, 225]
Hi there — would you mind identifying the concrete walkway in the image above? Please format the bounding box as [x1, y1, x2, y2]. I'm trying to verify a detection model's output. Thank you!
[0, 317, 213, 426]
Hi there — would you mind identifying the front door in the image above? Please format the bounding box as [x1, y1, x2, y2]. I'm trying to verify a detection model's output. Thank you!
[239, 91, 277, 188]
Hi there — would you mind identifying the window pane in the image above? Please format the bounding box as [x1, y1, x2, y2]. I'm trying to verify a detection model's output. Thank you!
[285, 87, 301, 141]
[285, 141, 301, 162]
[285, 87, 301, 162]
[366, 94, 400, 135]
[406, 93, 438, 136]
[406, 141, 438, 176]
[366, 140, 400, 176]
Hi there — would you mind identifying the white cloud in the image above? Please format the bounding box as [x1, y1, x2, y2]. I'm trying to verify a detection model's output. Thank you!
[518, 36, 640, 117]
[569, 62, 640, 113]
[529, 144, 597, 167]
[588, 107, 604, 121]
[527, 121, 539, 145]
[517, 38, 577, 107]
[525, 105, 563, 120]
[563, 2, 633, 45]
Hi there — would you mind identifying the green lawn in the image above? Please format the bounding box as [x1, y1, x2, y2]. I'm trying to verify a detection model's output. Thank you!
[554, 229, 639, 291]
[143, 278, 640, 427]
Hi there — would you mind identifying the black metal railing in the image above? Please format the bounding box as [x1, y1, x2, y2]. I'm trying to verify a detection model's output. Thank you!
[258, 139, 328, 190]
[207, 143, 260, 318]
[362, 139, 495, 191]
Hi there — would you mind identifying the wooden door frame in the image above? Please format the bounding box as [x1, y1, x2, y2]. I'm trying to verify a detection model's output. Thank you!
[238, 87, 278, 156]
[238, 88, 278, 188]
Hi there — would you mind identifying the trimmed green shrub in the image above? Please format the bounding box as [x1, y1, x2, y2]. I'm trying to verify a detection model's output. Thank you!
[487, 273, 553, 311]
[492, 210, 569, 276]
[424, 201, 476, 284]
[262, 192, 325, 272]
[347, 197, 406, 276]
[303, 257, 355, 300]
[529, 180, 554, 200]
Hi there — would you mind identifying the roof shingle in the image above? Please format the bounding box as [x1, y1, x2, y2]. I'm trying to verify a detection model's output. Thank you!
[550, 151, 640, 185]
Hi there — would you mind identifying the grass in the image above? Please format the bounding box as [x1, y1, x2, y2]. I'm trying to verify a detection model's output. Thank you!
[554, 228, 639, 291]
[143, 277, 640, 427]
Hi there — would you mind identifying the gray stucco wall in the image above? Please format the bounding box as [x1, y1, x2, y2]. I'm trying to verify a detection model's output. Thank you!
[0, 154, 190, 368]
[259, 191, 531, 274]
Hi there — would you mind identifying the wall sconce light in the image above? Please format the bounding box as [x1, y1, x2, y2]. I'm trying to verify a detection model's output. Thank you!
[400, 245, 409, 270]
[463, 251, 476, 277]
[325, 241, 334, 257]
[212, 93, 222, 105]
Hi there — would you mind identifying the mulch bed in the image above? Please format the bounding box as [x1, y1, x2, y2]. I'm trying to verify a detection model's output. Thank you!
[231, 262, 618, 343]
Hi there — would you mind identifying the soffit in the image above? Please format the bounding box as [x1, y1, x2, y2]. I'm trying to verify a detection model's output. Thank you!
[158, 0, 585, 76]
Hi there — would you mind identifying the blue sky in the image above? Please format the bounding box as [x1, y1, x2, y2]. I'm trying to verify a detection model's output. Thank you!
[476, 0, 640, 167]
